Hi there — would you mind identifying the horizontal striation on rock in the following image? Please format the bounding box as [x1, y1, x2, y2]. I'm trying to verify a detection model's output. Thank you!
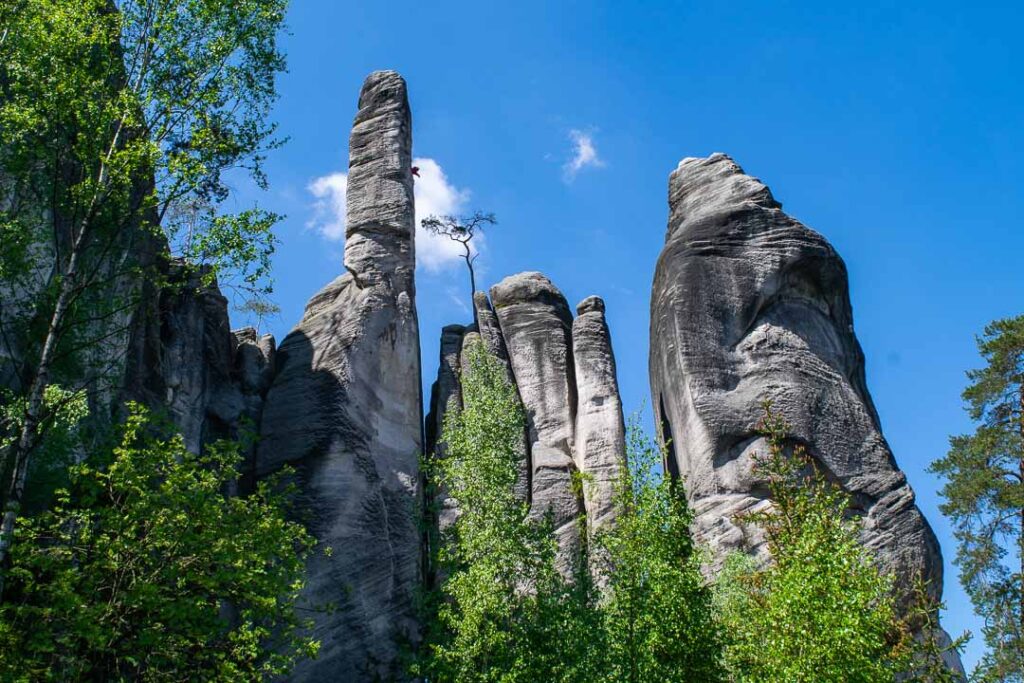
[255, 70, 422, 682]
[649, 152, 960, 671]
[572, 295, 625, 535]
[426, 274, 627, 576]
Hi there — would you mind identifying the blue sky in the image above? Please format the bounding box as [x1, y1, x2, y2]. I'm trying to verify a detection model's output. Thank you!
[231, 1, 1023, 670]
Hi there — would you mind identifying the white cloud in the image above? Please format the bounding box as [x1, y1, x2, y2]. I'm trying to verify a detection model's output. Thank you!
[306, 172, 347, 241]
[563, 128, 605, 182]
[412, 157, 474, 272]
[306, 157, 473, 272]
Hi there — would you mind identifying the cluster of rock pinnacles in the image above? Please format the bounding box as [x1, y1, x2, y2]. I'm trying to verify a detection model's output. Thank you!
[9, 70, 961, 680]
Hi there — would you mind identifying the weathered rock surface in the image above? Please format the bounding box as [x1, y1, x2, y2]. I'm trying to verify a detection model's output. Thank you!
[255, 71, 422, 682]
[424, 324, 466, 460]
[426, 274, 627, 575]
[491, 273, 578, 457]
[572, 296, 625, 534]
[649, 153, 959, 665]
[149, 264, 244, 453]
[490, 273, 583, 569]
[425, 324, 467, 546]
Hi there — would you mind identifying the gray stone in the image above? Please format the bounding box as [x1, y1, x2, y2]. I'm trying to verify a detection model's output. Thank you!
[425, 324, 467, 543]
[490, 272, 577, 456]
[424, 324, 466, 459]
[255, 71, 422, 682]
[154, 263, 243, 453]
[649, 153, 959, 663]
[428, 278, 630, 578]
[473, 290, 510, 364]
[529, 443, 584, 576]
[572, 296, 625, 535]
[472, 291, 530, 502]
[490, 273, 583, 569]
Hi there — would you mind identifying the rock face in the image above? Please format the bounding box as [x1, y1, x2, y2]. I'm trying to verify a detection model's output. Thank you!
[572, 296, 625, 534]
[649, 153, 958, 658]
[425, 273, 626, 574]
[122, 262, 277, 489]
[255, 71, 422, 682]
[490, 273, 583, 567]
[424, 324, 466, 545]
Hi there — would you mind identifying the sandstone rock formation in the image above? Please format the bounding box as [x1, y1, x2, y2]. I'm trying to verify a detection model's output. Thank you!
[255, 71, 422, 682]
[649, 153, 960, 667]
[426, 274, 626, 574]
[572, 296, 625, 534]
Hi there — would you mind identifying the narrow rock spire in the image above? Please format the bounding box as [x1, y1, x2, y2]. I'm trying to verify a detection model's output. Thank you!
[256, 70, 422, 682]
[572, 295, 626, 534]
[344, 70, 415, 290]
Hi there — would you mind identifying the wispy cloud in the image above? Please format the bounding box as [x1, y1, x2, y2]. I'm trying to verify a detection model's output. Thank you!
[445, 285, 471, 315]
[562, 128, 605, 182]
[306, 157, 474, 272]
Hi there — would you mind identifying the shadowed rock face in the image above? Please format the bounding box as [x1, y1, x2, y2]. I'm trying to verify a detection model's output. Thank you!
[649, 153, 959, 664]
[426, 274, 626, 575]
[256, 71, 422, 682]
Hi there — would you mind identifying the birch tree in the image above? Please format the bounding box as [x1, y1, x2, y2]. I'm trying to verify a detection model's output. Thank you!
[0, 0, 287, 592]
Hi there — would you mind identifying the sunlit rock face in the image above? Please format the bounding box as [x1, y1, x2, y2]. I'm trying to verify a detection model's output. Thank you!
[426, 273, 626, 576]
[256, 71, 422, 682]
[572, 295, 625, 536]
[649, 153, 961, 671]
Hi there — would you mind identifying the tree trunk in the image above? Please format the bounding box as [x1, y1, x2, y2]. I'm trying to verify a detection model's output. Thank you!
[463, 244, 477, 326]
[1019, 381, 1023, 639]
[0, 218, 88, 597]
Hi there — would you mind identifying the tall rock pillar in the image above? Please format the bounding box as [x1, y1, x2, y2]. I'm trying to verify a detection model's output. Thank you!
[256, 71, 422, 682]
[649, 153, 961, 670]
[572, 296, 625, 535]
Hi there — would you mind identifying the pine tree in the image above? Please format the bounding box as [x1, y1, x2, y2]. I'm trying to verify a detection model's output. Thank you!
[930, 315, 1024, 681]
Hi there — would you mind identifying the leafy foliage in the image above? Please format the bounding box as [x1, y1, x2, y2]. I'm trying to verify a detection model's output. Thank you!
[930, 315, 1024, 681]
[0, 404, 317, 681]
[0, 386, 88, 512]
[416, 340, 599, 683]
[715, 403, 912, 683]
[418, 343, 728, 682]
[591, 418, 724, 682]
[0, 0, 288, 589]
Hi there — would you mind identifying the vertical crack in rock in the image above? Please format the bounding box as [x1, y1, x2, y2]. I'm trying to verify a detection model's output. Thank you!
[426, 274, 628, 579]
[649, 152, 962, 671]
[572, 295, 625, 536]
[256, 70, 422, 682]
[490, 273, 582, 573]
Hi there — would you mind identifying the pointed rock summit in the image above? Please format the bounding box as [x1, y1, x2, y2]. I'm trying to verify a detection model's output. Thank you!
[256, 70, 422, 682]
[649, 153, 961, 669]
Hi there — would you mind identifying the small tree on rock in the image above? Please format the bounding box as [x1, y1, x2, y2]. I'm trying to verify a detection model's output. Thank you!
[715, 403, 963, 682]
[421, 212, 496, 316]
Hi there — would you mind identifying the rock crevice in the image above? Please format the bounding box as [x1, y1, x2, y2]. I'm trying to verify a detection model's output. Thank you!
[426, 273, 627, 574]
